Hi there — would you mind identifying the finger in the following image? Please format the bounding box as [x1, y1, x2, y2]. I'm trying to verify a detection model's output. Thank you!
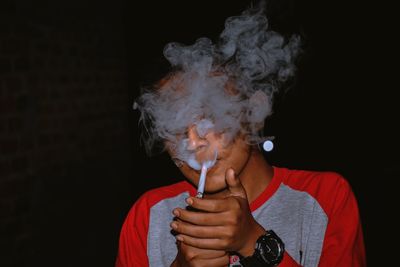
[178, 242, 226, 259]
[171, 220, 225, 239]
[197, 251, 228, 260]
[176, 234, 226, 250]
[173, 208, 228, 226]
[225, 168, 247, 199]
[194, 254, 230, 267]
[186, 197, 229, 213]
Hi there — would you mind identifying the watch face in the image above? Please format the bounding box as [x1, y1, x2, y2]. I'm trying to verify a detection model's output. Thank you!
[256, 231, 284, 265]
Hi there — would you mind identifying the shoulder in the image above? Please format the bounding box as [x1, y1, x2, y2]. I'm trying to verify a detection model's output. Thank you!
[281, 168, 349, 192]
[123, 181, 193, 224]
[277, 167, 354, 217]
[139, 181, 193, 206]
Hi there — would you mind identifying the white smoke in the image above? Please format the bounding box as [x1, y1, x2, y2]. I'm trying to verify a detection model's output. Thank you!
[135, 2, 301, 162]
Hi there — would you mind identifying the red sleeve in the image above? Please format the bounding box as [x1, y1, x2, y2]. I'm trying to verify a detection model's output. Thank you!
[115, 182, 192, 267]
[281, 251, 302, 267]
[318, 176, 366, 267]
[115, 195, 150, 267]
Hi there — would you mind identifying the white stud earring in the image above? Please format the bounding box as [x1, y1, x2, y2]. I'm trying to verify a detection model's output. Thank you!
[262, 140, 274, 152]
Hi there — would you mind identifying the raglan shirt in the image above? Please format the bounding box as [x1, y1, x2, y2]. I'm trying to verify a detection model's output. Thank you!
[115, 167, 366, 267]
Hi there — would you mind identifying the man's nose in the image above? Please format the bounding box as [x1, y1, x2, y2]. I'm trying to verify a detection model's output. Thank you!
[186, 126, 208, 151]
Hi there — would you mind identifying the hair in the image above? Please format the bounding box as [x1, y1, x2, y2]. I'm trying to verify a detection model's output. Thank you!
[134, 2, 301, 158]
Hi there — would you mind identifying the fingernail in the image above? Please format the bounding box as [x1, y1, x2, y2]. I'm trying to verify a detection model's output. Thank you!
[170, 222, 178, 229]
[173, 209, 180, 217]
[186, 197, 193, 205]
[176, 235, 183, 241]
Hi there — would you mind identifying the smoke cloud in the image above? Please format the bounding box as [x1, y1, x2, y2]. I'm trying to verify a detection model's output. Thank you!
[135, 3, 301, 163]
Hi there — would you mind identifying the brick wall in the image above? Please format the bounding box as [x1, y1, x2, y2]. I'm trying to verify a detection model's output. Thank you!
[0, 1, 133, 266]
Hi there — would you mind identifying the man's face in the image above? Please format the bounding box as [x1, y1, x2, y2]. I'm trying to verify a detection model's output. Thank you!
[166, 126, 251, 194]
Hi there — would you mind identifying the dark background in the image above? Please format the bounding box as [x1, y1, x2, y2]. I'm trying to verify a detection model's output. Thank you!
[1, 0, 398, 266]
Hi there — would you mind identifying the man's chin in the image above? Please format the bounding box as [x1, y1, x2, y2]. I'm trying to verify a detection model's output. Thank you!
[186, 172, 227, 195]
[204, 182, 228, 195]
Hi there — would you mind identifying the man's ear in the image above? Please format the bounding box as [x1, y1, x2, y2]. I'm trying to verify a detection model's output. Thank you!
[164, 140, 175, 156]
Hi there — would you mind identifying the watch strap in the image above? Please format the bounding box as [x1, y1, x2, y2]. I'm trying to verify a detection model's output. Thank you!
[239, 230, 284, 267]
[240, 254, 266, 267]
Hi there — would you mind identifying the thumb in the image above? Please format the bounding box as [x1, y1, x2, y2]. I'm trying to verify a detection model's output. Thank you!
[225, 168, 247, 199]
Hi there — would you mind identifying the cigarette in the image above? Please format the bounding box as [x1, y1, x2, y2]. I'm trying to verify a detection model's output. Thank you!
[194, 150, 217, 198]
[196, 163, 208, 198]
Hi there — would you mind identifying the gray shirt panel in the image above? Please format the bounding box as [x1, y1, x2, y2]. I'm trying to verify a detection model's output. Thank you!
[252, 184, 328, 266]
[148, 192, 190, 267]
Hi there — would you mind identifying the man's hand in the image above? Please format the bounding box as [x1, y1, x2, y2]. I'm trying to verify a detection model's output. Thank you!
[171, 168, 266, 257]
[170, 241, 229, 267]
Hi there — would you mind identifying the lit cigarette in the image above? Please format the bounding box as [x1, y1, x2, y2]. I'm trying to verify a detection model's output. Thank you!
[195, 150, 217, 199]
[196, 164, 208, 198]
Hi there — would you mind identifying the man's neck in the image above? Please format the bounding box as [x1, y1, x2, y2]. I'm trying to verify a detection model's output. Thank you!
[238, 147, 273, 204]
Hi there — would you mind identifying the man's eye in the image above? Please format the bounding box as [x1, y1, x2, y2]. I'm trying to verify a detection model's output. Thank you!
[195, 119, 214, 138]
[198, 130, 210, 138]
[175, 131, 187, 139]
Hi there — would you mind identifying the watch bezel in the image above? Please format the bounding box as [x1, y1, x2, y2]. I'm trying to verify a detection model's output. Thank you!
[254, 230, 285, 265]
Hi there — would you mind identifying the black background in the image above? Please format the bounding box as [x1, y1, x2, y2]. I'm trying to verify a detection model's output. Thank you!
[2, 0, 398, 266]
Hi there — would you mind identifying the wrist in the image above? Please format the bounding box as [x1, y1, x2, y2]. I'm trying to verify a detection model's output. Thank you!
[240, 230, 285, 267]
[238, 222, 266, 257]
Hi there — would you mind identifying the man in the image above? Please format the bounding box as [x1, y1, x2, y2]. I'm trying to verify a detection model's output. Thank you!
[116, 4, 366, 267]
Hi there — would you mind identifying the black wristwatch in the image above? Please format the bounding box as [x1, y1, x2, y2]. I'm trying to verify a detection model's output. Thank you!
[239, 230, 285, 267]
